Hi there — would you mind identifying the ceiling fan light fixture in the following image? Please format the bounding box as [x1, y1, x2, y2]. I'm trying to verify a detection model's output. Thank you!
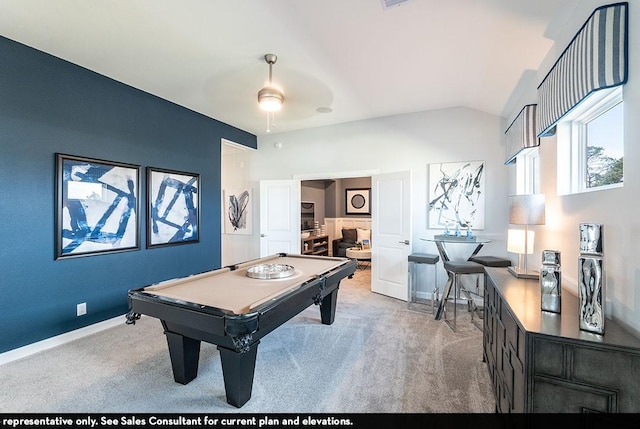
[258, 53, 284, 113]
[258, 86, 284, 112]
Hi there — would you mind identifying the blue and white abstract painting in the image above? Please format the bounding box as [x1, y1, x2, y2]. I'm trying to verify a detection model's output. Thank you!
[148, 168, 199, 246]
[224, 188, 252, 235]
[57, 154, 140, 258]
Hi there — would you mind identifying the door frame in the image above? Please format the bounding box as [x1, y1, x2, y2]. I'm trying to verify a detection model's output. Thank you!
[295, 169, 380, 261]
[221, 139, 256, 266]
[293, 169, 380, 181]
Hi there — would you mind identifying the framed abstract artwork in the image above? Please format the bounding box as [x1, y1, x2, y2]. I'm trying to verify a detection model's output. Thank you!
[224, 188, 253, 235]
[147, 167, 200, 247]
[428, 160, 485, 229]
[346, 188, 371, 215]
[55, 153, 140, 259]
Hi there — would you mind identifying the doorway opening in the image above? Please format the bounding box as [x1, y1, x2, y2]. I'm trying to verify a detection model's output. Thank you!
[300, 173, 374, 289]
[221, 139, 256, 266]
[301, 177, 371, 255]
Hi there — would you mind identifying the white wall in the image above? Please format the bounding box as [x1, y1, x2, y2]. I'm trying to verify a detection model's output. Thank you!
[221, 140, 257, 266]
[249, 107, 509, 291]
[232, 1, 640, 337]
[504, 1, 640, 335]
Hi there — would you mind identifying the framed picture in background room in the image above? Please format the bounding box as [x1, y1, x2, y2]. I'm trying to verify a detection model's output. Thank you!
[345, 188, 371, 215]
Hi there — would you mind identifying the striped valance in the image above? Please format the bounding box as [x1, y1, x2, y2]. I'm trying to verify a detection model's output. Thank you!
[537, 2, 628, 137]
[505, 104, 538, 165]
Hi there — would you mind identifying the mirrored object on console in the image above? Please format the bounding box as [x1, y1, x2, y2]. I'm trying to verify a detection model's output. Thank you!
[579, 223, 603, 255]
[541, 250, 561, 313]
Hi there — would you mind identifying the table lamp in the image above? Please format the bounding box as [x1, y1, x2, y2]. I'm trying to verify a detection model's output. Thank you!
[507, 194, 545, 279]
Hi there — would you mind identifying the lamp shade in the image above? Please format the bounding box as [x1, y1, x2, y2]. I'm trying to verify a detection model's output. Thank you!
[509, 194, 545, 225]
[507, 229, 535, 254]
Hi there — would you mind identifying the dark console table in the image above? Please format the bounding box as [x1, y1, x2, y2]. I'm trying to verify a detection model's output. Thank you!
[483, 267, 640, 413]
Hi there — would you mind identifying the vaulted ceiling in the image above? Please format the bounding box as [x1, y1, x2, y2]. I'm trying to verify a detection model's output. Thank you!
[0, 0, 580, 136]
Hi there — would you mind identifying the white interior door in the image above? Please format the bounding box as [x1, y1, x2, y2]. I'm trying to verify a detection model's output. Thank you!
[371, 170, 411, 300]
[259, 180, 300, 257]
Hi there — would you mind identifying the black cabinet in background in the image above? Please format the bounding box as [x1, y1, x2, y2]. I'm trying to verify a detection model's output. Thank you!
[483, 267, 640, 413]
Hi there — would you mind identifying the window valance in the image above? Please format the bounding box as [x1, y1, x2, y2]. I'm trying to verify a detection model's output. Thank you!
[537, 2, 628, 137]
[505, 104, 538, 165]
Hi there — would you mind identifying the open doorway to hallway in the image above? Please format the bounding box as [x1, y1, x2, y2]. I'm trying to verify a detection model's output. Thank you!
[221, 140, 256, 266]
[301, 177, 371, 254]
[301, 176, 372, 285]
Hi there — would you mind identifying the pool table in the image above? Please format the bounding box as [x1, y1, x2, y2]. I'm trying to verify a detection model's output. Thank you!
[126, 253, 356, 408]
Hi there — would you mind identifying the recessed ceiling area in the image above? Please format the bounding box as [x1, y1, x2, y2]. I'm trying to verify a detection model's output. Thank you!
[0, 0, 580, 136]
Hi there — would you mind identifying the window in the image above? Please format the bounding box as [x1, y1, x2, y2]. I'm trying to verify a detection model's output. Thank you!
[515, 148, 540, 195]
[557, 87, 624, 195]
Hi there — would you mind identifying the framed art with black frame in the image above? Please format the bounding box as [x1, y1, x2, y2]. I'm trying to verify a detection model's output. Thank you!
[345, 188, 371, 215]
[55, 153, 140, 259]
[147, 167, 200, 248]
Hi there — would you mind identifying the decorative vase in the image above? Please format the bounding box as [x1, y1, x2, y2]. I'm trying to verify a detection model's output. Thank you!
[540, 250, 561, 313]
[578, 223, 604, 335]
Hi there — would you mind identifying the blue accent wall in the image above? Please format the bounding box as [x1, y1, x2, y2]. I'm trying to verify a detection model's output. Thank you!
[0, 36, 257, 353]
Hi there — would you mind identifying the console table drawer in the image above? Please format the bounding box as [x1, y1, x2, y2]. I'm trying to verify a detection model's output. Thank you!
[500, 303, 525, 365]
[533, 338, 564, 377]
[532, 338, 640, 412]
[532, 376, 617, 413]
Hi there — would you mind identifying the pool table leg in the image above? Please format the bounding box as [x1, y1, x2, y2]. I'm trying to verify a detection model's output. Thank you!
[320, 287, 339, 325]
[218, 342, 259, 408]
[165, 331, 201, 384]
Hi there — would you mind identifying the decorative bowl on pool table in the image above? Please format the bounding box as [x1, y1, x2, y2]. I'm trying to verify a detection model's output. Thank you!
[246, 263, 295, 279]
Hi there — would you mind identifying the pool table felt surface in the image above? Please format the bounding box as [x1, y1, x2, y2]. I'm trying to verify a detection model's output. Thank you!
[143, 255, 349, 315]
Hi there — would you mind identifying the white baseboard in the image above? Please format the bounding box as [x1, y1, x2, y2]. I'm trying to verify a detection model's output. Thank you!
[0, 315, 126, 366]
[414, 291, 435, 301]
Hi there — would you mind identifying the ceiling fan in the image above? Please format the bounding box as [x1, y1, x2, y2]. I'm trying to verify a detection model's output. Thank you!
[201, 52, 334, 135]
[257, 53, 284, 132]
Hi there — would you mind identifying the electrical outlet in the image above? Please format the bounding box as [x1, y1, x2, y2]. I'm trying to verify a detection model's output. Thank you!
[77, 302, 87, 316]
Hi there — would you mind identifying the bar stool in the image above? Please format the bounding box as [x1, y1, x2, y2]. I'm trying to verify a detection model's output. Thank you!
[441, 260, 485, 331]
[407, 253, 440, 313]
[466, 256, 512, 327]
[469, 256, 511, 268]
[468, 255, 511, 298]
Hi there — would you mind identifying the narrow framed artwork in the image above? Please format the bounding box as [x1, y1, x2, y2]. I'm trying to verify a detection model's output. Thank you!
[224, 188, 253, 235]
[345, 188, 371, 215]
[147, 167, 200, 247]
[55, 153, 140, 259]
[428, 160, 485, 229]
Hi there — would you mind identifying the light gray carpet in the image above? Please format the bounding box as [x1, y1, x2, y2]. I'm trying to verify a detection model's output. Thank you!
[0, 268, 495, 413]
